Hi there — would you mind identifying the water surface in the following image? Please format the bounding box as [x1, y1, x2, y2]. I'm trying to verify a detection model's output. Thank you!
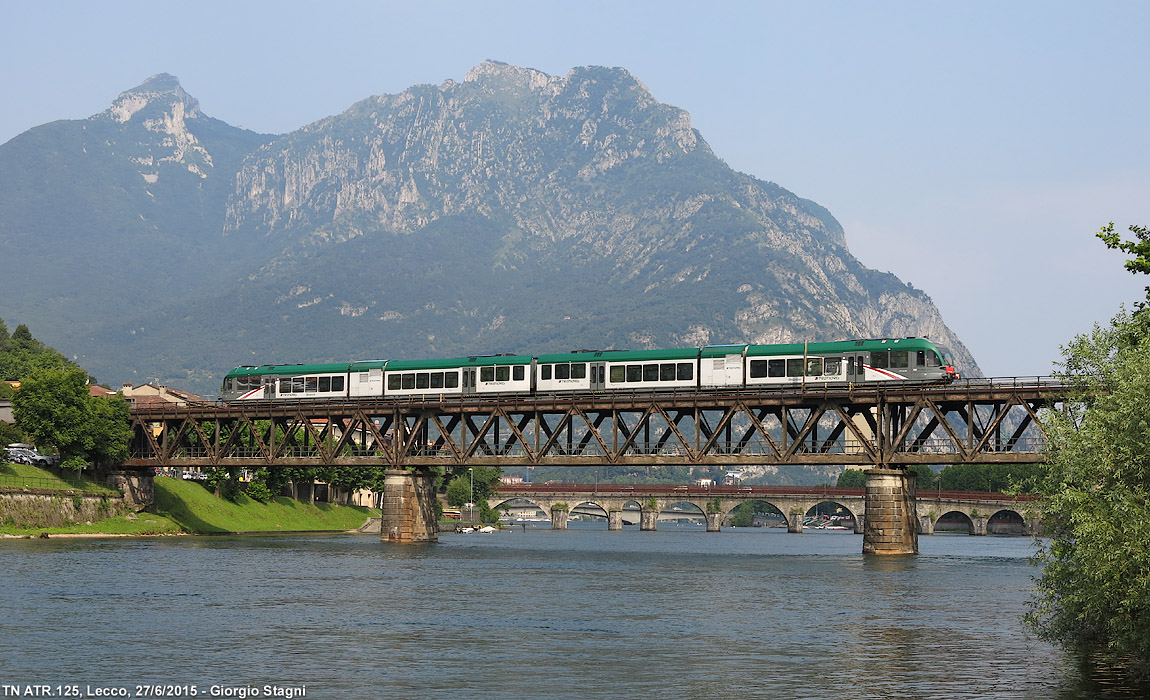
[1, 526, 1141, 698]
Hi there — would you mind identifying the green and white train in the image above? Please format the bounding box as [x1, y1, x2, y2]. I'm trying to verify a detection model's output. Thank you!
[220, 338, 957, 402]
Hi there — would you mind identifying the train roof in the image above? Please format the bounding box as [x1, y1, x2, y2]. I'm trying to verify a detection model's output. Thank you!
[746, 338, 940, 356]
[537, 348, 703, 363]
[224, 362, 355, 378]
[384, 354, 535, 371]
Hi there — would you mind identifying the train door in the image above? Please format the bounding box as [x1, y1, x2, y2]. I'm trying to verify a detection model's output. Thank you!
[589, 362, 606, 391]
[847, 354, 867, 383]
[462, 368, 477, 396]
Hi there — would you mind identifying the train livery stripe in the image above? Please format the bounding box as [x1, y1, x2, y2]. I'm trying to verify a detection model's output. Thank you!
[238, 387, 264, 400]
[864, 365, 907, 380]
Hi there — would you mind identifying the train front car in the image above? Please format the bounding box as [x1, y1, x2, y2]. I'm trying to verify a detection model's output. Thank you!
[742, 338, 956, 388]
[856, 338, 957, 383]
[221, 366, 270, 402]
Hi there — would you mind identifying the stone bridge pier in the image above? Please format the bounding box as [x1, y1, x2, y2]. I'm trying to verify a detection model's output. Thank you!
[380, 468, 439, 543]
[863, 468, 918, 555]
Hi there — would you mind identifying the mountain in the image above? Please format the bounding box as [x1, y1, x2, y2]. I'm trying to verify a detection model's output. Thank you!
[0, 73, 272, 372]
[0, 64, 978, 395]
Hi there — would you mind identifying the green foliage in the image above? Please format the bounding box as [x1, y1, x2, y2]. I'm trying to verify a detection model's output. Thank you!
[243, 480, 275, 504]
[1098, 222, 1150, 299]
[837, 469, 866, 487]
[12, 366, 93, 469]
[936, 463, 1044, 492]
[0, 318, 74, 382]
[0, 420, 23, 445]
[1025, 300, 1150, 678]
[728, 502, 755, 527]
[445, 475, 472, 508]
[443, 467, 502, 522]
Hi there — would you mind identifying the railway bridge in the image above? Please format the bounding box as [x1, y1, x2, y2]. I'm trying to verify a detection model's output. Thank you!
[125, 377, 1065, 554]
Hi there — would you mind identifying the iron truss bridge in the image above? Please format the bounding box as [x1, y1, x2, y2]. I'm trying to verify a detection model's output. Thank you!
[125, 378, 1067, 470]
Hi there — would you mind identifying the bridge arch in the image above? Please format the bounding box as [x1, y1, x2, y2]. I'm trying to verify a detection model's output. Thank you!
[918, 505, 1039, 536]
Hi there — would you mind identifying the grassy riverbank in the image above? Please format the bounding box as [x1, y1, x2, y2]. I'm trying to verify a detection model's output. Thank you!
[0, 467, 379, 537]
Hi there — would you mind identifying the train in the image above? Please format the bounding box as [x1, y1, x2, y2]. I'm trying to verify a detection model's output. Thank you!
[220, 337, 957, 402]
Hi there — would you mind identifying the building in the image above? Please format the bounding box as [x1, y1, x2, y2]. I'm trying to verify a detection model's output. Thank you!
[118, 383, 205, 408]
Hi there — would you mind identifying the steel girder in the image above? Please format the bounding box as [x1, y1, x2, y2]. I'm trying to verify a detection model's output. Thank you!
[126, 380, 1065, 469]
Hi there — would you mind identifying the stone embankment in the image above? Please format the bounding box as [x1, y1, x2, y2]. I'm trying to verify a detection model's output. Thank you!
[0, 470, 152, 529]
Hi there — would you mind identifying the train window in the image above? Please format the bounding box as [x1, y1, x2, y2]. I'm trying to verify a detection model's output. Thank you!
[445, 372, 459, 389]
[824, 358, 841, 375]
[871, 351, 889, 369]
[678, 363, 693, 381]
[430, 372, 444, 389]
[555, 364, 570, 380]
[572, 363, 586, 379]
[927, 352, 941, 367]
[916, 351, 925, 367]
[332, 376, 345, 392]
[806, 358, 823, 376]
[541, 365, 552, 380]
[496, 366, 510, 382]
[750, 360, 767, 378]
[890, 351, 908, 369]
[304, 377, 317, 392]
[768, 359, 785, 377]
[514, 366, 525, 381]
[644, 364, 659, 382]
[660, 363, 676, 381]
[401, 374, 416, 390]
[481, 367, 495, 383]
[319, 377, 331, 392]
[416, 373, 430, 389]
[610, 366, 626, 383]
[279, 379, 290, 394]
[388, 375, 400, 390]
[626, 365, 642, 382]
[786, 359, 805, 377]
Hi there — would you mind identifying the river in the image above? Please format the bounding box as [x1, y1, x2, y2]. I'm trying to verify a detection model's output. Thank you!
[1, 525, 1144, 699]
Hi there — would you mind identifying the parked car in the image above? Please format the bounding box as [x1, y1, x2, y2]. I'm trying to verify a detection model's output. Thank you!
[4, 444, 57, 467]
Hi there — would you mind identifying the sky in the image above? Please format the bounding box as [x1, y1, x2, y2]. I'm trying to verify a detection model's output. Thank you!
[1, 0, 1147, 378]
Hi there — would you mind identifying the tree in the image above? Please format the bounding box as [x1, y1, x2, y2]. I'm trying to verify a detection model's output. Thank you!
[11, 365, 130, 471]
[837, 469, 866, 487]
[445, 466, 502, 523]
[1024, 231, 1150, 679]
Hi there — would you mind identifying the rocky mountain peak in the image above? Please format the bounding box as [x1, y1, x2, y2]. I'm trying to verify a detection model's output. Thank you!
[101, 73, 201, 125]
[463, 60, 559, 92]
[92, 73, 216, 182]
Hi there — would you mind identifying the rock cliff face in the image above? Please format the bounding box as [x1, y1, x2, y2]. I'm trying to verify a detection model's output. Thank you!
[0, 64, 977, 393]
[209, 61, 976, 376]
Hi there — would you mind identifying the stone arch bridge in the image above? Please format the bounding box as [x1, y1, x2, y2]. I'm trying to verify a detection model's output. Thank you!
[492, 483, 1041, 536]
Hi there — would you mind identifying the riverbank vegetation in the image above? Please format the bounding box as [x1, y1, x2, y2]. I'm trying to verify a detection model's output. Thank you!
[1024, 223, 1150, 680]
[0, 471, 378, 537]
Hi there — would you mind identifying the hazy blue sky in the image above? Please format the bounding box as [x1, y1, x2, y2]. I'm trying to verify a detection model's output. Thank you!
[2, 0, 1147, 377]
